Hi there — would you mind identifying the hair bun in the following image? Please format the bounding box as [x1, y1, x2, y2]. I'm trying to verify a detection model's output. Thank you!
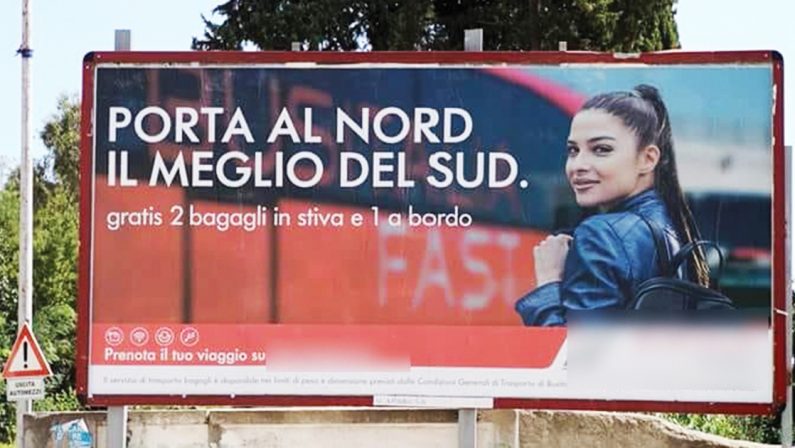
[633, 84, 668, 133]
[633, 84, 661, 102]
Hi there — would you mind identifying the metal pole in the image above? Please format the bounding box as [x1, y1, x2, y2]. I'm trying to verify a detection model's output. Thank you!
[458, 409, 477, 448]
[16, 0, 33, 445]
[459, 31, 482, 448]
[464, 29, 483, 52]
[459, 31, 481, 447]
[782, 145, 793, 447]
[107, 406, 128, 448]
[114, 29, 131, 51]
[106, 31, 132, 448]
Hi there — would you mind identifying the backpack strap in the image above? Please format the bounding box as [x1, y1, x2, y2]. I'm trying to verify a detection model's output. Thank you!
[669, 240, 725, 287]
[632, 212, 674, 278]
[634, 213, 727, 286]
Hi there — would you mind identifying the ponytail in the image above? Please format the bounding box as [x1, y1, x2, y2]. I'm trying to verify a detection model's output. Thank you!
[581, 85, 710, 286]
[633, 85, 709, 286]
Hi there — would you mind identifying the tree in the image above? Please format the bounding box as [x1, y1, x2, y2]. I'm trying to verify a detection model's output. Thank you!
[0, 188, 21, 442]
[192, 0, 680, 52]
[193, 1, 434, 51]
[40, 95, 81, 201]
[0, 97, 81, 443]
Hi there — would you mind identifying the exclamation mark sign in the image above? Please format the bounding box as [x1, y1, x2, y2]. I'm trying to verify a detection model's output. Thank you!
[23, 341, 28, 369]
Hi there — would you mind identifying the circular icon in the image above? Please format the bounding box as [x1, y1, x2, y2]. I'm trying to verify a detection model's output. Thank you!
[104, 327, 124, 346]
[179, 327, 200, 347]
[155, 327, 175, 347]
[130, 327, 149, 347]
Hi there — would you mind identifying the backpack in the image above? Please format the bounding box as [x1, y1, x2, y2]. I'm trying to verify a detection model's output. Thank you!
[628, 213, 735, 311]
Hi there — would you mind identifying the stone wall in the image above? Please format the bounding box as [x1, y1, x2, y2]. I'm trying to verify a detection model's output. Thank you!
[23, 408, 773, 448]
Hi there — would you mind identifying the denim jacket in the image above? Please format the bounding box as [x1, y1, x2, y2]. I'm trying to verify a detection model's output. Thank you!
[514, 189, 680, 326]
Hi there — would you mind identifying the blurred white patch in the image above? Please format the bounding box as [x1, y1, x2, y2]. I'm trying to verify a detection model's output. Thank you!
[267, 339, 410, 372]
[568, 318, 772, 399]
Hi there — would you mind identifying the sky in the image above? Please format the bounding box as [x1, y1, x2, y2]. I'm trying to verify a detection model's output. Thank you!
[0, 0, 792, 171]
[676, 0, 793, 143]
[0, 0, 220, 174]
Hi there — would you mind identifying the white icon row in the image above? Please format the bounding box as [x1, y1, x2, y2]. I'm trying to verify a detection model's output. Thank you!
[104, 326, 199, 347]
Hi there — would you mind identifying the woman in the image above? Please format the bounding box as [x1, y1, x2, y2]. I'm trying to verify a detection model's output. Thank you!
[514, 84, 709, 326]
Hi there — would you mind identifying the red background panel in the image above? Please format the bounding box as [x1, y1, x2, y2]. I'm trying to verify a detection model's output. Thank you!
[92, 323, 566, 369]
[189, 201, 273, 323]
[277, 200, 545, 325]
[92, 178, 185, 322]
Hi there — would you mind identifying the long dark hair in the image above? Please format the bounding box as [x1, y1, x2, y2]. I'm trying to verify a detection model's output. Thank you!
[580, 84, 709, 286]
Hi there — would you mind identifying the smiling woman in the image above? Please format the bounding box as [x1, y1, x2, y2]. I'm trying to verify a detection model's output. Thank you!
[565, 109, 658, 210]
[514, 84, 709, 326]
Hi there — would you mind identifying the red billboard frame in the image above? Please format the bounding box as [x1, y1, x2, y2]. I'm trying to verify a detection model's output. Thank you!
[77, 50, 786, 414]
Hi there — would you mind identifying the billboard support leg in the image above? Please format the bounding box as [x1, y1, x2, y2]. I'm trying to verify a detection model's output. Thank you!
[105, 29, 132, 448]
[782, 145, 793, 448]
[464, 29, 483, 52]
[107, 406, 128, 448]
[458, 409, 477, 448]
[783, 383, 792, 447]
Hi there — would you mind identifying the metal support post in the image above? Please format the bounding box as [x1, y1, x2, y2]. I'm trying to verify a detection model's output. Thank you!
[106, 29, 132, 448]
[114, 29, 131, 51]
[107, 406, 128, 448]
[782, 145, 793, 447]
[464, 29, 483, 52]
[458, 409, 477, 448]
[459, 30, 481, 447]
[454, 20, 479, 429]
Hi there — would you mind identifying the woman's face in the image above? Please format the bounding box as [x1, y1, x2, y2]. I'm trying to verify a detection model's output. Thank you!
[565, 109, 653, 209]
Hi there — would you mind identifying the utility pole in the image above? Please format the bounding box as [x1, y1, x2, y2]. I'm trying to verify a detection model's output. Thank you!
[17, 0, 34, 445]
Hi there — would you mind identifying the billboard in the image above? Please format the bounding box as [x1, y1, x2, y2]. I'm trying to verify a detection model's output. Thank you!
[78, 51, 786, 413]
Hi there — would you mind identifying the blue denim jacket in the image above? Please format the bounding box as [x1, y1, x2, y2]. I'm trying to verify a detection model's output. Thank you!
[514, 189, 680, 326]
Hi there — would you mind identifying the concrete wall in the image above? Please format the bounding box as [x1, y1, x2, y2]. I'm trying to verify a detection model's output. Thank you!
[24, 408, 773, 448]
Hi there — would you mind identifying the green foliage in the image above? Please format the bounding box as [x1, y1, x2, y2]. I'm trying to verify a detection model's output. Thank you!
[33, 386, 82, 412]
[0, 189, 20, 444]
[193, 0, 679, 51]
[40, 95, 81, 201]
[662, 413, 780, 444]
[0, 189, 19, 350]
[0, 393, 13, 445]
[0, 97, 81, 443]
[32, 185, 79, 397]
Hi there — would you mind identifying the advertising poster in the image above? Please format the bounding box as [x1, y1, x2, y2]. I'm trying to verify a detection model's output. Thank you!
[78, 52, 785, 411]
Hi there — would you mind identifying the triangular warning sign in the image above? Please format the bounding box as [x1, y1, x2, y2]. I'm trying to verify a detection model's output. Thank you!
[2, 323, 52, 379]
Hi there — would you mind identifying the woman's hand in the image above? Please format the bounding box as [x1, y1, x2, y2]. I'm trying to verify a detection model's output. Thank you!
[533, 234, 573, 286]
